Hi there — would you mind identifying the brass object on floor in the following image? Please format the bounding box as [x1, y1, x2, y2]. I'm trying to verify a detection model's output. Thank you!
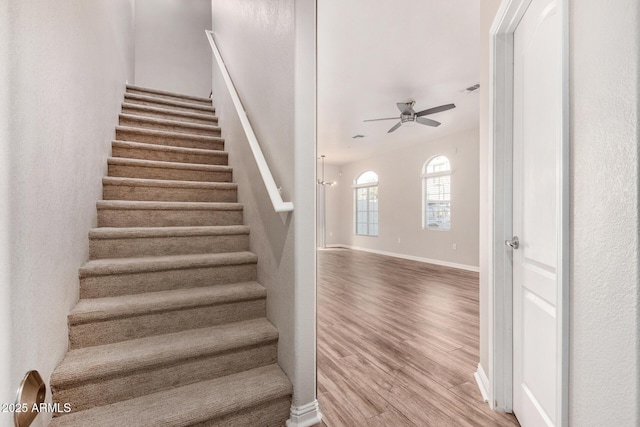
[14, 370, 46, 427]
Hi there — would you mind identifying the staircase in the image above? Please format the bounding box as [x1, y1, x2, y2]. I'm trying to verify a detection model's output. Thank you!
[49, 85, 292, 426]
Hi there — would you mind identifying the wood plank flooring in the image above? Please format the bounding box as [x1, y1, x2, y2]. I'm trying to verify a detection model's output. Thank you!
[317, 248, 519, 427]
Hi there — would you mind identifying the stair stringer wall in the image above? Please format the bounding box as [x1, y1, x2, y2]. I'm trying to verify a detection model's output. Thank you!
[211, 2, 320, 421]
[210, 0, 297, 404]
[210, 53, 296, 387]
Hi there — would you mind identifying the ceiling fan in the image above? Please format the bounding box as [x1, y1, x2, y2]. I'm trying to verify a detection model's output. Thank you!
[364, 100, 456, 133]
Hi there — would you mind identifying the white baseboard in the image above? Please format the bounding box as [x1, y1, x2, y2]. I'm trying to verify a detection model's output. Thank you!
[326, 244, 480, 273]
[474, 363, 492, 407]
[286, 400, 323, 427]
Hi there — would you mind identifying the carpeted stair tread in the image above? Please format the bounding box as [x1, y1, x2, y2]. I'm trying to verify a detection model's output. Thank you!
[52, 317, 276, 387]
[121, 102, 217, 120]
[122, 102, 218, 125]
[96, 200, 243, 211]
[69, 281, 266, 325]
[126, 84, 212, 104]
[88, 225, 250, 259]
[50, 85, 290, 425]
[107, 157, 231, 172]
[124, 92, 215, 113]
[49, 364, 292, 427]
[115, 125, 223, 143]
[79, 251, 257, 277]
[103, 176, 237, 190]
[119, 113, 219, 131]
[112, 139, 226, 156]
[106, 157, 233, 184]
[89, 225, 250, 239]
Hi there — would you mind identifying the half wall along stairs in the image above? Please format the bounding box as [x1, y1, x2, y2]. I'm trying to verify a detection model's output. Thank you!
[49, 85, 292, 426]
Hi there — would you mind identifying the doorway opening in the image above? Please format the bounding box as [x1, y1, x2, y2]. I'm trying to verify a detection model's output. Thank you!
[315, 0, 520, 425]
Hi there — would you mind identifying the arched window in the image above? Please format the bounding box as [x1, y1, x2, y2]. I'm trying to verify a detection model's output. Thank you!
[354, 171, 379, 236]
[422, 156, 451, 230]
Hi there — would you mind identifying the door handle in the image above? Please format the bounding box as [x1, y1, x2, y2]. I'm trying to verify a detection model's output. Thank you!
[505, 236, 519, 250]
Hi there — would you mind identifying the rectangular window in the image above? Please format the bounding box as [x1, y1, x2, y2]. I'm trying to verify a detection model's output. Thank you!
[424, 175, 450, 230]
[355, 186, 378, 236]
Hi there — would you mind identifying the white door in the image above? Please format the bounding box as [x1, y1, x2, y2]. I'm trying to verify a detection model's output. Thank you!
[512, 0, 562, 425]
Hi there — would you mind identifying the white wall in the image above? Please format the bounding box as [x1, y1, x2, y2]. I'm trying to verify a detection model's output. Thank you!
[135, 0, 212, 97]
[569, 0, 639, 424]
[327, 129, 480, 271]
[4, 1, 135, 426]
[211, 0, 319, 416]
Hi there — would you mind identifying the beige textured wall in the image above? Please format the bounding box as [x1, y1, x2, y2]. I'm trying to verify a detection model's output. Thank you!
[0, 0, 11, 416]
[569, 0, 639, 424]
[134, 0, 212, 98]
[210, 0, 298, 402]
[328, 128, 480, 270]
[4, 1, 135, 425]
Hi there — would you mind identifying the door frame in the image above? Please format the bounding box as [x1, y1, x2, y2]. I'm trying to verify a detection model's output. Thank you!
[488, 0, 569, 425]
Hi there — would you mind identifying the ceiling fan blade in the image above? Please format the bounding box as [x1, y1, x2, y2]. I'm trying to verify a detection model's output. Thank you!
[416, 103, 456, 117]
[387, 122, 402, 133]
[416, 117, 441, 127]
[364, 117, 399, 122]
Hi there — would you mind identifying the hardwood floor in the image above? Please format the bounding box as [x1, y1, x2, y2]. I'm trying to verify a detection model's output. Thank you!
[317, 248, 519, 427]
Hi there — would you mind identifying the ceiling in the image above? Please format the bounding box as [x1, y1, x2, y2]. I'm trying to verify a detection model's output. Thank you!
[318, 0, 481, 165]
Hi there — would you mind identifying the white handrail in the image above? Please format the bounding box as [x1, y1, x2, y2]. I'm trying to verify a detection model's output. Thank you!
[205, 30, 294, 213]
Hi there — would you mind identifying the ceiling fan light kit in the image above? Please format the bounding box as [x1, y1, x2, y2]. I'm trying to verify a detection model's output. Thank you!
[364, 99, 456, 133]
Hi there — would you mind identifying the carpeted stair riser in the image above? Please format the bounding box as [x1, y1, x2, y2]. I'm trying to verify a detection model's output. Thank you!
[69, 299, 266, 348]
[102, 178, 238, 203]
[80, 265, 257, 299]
[97, 201, 244, 228]
[107, 158, 233, 183]
[115, 126, 224, 150]
[112, 140, 228, 165]
[89, 227, 250, 259]
[121, 103, 218, 126]
[54, 344, 277, 414]
[48, 365, 292, 427]
[126, 85, 212, 106]
[124, 93, 216, 115]
[118, 115, 221, 138]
